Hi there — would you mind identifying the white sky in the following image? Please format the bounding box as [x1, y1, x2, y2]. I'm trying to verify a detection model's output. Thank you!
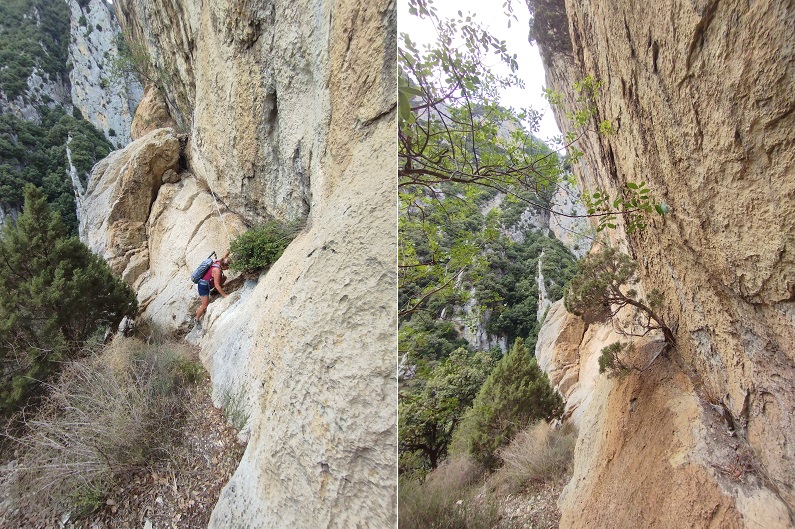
[398, 0, 561, 143]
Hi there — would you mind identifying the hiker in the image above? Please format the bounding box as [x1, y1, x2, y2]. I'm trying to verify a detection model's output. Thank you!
[195, 250, 230, 323]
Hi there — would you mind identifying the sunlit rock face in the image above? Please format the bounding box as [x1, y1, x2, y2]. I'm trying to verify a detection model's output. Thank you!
[67, 0, 142, 147]
[534, 0, 795, 526]
[82, 0, 396, 526]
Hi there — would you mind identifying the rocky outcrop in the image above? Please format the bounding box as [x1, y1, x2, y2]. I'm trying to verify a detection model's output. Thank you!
[537, 301, 792, 528]
[67, 0, 142, 148]
[130, 85, 176, 140]
[80, 127, 247, 321]
[81, 128, 180, 279]
[535, 0, 795, 526]
[82, 0, 396, 526]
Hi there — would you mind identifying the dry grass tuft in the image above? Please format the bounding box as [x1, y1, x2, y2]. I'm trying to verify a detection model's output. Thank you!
[399, 455, 501, 529]
[493, 421, 577, 493]
[0, 336, 204, 522]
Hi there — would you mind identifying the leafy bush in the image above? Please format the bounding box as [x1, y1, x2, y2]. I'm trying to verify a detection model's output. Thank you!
[399, 348, 498, 476]
[229, 220, 302, 274]
[0, 336, 203, 520]
[0, 186, 137, 415]
[453, 338, 564, 469]
[494, 421, 576, 491]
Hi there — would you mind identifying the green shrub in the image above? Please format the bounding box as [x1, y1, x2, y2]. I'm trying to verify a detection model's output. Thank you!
[453, 338, 564, 469]
[399, 348, 498, 476]
[174, 358, 205, 384]
[229, 220, 303, 274]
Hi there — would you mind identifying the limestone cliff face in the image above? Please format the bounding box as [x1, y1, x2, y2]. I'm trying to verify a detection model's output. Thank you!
[67, 0, 142, 148]
[535, 0, 795, 526]
[81, 0, 396, 526]
[112, 0, 342, 224]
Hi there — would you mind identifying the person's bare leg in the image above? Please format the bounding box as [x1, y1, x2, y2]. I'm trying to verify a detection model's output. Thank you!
[196, 295, 210, 320]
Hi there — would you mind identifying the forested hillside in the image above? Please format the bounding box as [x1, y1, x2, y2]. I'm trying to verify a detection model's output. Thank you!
[396, 0, 608, 525]
[398, 172, 578, 472]
[0, 0, 121, 234]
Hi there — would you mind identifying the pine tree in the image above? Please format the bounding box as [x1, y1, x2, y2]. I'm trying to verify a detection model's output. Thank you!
[0, 185, 137, 414]
[455, 338, 564, 469]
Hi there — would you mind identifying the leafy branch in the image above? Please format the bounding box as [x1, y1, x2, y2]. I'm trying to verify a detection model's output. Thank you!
[583, 182, 670, 234]
[564, 246, 676, 347]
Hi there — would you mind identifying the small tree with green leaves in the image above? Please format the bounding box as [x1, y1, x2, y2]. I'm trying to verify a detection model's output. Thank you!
[399, 348, 498, 476]
[564, 246, 675, 346]
[454, 338, 564, 469]
[0, 186, 137, 415]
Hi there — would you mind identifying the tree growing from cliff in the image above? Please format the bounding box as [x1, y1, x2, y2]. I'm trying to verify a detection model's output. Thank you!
[564, 245, 676, 346]
[453, 338, 563, 469]
[0, 186, 137, 415]
[107, 32, 164, 91]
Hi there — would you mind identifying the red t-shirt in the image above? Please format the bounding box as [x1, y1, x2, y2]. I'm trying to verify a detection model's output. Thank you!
[202, 261, 222, 288]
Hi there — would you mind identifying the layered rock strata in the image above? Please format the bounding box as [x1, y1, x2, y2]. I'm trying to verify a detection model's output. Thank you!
[535, 0, 795, 526]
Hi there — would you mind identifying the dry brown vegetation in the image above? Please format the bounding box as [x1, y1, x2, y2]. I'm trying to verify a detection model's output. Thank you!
[493, 421, 577, 493]
[399, 421, 577, 529]
[0, 335, 245, 528]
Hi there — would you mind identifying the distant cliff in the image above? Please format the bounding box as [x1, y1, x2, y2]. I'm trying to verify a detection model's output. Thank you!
[535, 0, 795, 527]
[81, 0, 396, 526]
[0, 0, 138, 232]
[67, 0, 142, 147]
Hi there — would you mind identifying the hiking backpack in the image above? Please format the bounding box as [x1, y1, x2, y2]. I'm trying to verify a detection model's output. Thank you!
[191, 252, 217, 283]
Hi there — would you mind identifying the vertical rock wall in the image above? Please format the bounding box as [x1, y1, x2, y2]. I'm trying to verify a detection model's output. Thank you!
[67, 0, 142, 148]
[80, 0, 396, 526]
[113, 0, 330, 223]
[534, 0, 795, 526]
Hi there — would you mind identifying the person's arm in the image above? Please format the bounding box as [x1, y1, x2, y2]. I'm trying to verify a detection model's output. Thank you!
[213, 267, 228, 297]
